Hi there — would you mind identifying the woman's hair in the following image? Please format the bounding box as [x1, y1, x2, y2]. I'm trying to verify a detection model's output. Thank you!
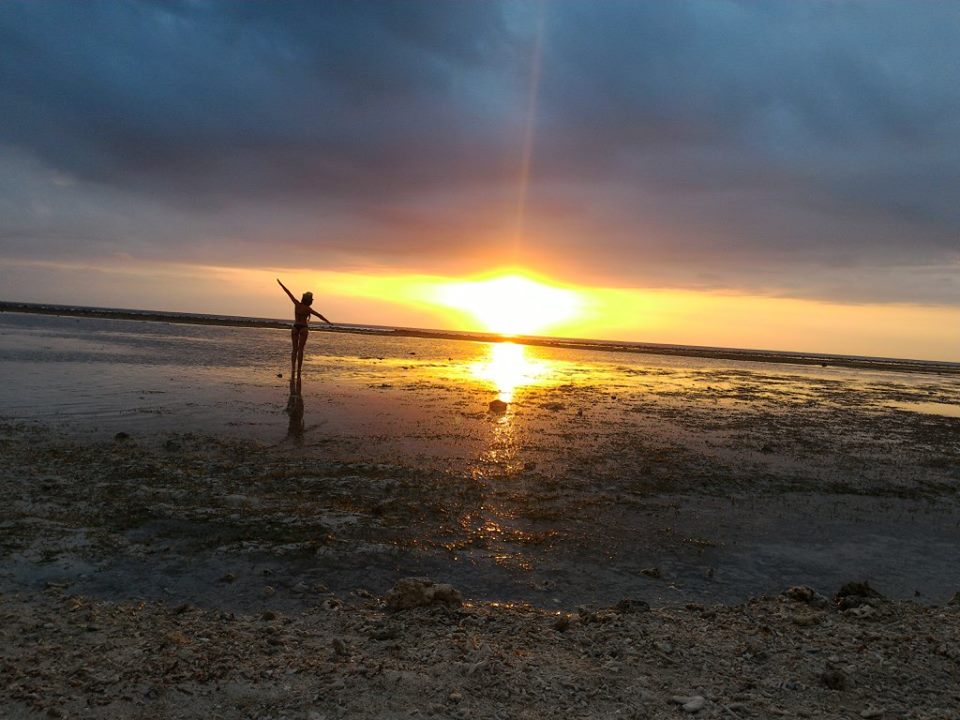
[301, 291, 313, 305]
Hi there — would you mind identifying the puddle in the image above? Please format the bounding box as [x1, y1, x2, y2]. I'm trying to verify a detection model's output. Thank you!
[886, 401, 960, 418]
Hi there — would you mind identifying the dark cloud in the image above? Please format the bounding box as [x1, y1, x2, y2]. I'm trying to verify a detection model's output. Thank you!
[0, 1, 523, 200]
[0, 0, 958, 305]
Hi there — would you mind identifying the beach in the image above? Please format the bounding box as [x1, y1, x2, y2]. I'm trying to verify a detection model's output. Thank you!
[2, 311, 959, 719]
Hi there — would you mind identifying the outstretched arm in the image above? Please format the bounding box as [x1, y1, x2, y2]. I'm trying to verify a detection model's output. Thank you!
[310, 308, 331, 324]
[276, 278, 297, 304]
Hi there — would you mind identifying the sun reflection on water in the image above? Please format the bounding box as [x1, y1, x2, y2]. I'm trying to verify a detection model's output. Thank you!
[469, 342, 551, 402]
[461, 342, 566, 573]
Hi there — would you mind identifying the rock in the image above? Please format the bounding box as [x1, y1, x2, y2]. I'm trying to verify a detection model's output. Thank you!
[835, 581, 884, 610]
[683, 697, 705, 713]
[217, 572, 236, 584]
[820, 667, 848, 691]
[448, 691, 463, 703]
[783, 585, 829, 608]
[222, 494, 254, 509]
[836, 580, 884, 600]
[947, 591, 960, 606]
[614, 598, 651, 614]
[163, 439, 181, 451]
[332, 638, 347, 656]
[671, 695, 705, 713]
[640, 567, 662, 579]
[263, 585, 276, 597]
[114, 431, 131, 441]
[553, 614, 572, 632]
[577, 606, 617, 624]
[368, 624, 401, 641]
[430, 583, 462, 605]
[791, 612, 823, 626]
[837, 596, 872, 611]
[488, 399, 508, 414]
[847, 604, 877, 619]
[654, 640, 674, 654]
[860, 708, 883, 718]
[261, 610, 277, 621]
[384, 577, 462, 611]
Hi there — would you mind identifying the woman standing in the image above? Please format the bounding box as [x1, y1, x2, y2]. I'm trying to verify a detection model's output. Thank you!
[277, 278, 331, 378]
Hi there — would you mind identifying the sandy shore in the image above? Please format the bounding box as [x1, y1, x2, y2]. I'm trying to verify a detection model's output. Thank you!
[2, 420, 959, 719]
[2, 312, 960, 718]
[3, 580, 959, 719]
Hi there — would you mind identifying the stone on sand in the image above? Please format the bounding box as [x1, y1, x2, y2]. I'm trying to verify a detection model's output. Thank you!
[488, 398, 508, 413]
[384, 577, 463, 611]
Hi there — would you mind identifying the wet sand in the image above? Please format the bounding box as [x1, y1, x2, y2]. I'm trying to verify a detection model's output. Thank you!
[2, 313, 960, 718]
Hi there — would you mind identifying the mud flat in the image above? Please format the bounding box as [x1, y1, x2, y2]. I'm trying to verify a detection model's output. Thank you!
[2, 313, 960, 717]
[1, 422, 960, 718]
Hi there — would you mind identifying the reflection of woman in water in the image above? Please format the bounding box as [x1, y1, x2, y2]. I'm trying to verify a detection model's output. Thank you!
[285, 377, 305, 445]
[277, 278, 331, 378]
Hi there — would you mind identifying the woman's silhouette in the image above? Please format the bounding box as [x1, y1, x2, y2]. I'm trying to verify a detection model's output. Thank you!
[277, 278, 331, 378]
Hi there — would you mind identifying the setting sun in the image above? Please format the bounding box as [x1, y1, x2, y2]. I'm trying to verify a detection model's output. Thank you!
[431, 273, 583, 336]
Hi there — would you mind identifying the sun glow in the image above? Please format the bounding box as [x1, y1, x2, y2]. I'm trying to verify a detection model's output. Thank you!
[432, 273, 583, 336]
[58, 260, 953, 362]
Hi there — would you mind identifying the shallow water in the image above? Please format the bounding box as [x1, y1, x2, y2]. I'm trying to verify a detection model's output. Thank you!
[3, 312, 957, 447]
[2, 312, 960, 606]
[885, 399, 960, 418]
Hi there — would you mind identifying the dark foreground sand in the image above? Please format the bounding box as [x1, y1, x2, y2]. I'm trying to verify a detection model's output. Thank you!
[3, 581, 959, 720]
[2, 417, 959, 719]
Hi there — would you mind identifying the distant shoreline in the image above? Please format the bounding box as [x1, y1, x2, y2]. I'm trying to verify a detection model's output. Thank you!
[2, 299, 958, 376]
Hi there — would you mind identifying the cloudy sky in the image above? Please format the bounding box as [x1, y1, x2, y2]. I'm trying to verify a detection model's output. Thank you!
[1, 1, 958, 358]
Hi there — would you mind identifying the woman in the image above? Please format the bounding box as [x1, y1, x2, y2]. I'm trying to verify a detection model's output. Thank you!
[277, 278, 331, 378]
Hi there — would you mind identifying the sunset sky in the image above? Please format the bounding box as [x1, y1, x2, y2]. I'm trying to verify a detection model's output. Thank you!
[1, 1, 958, 360]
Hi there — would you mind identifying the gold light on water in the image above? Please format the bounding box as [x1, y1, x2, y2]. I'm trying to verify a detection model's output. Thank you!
[469, 342, 549, 402]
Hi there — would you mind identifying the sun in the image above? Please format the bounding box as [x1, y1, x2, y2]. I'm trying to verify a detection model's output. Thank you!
[432, 272, 583, 336]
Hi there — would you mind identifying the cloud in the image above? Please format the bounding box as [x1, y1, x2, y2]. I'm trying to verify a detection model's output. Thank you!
[0, 1, 524, 200]
[0, 0, 958, 306]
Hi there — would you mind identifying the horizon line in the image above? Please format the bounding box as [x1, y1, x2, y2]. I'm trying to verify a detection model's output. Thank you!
[2, 299, 958, 375]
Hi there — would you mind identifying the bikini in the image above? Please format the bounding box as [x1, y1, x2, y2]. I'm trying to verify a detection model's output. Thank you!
[293, 321, 308, 331]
